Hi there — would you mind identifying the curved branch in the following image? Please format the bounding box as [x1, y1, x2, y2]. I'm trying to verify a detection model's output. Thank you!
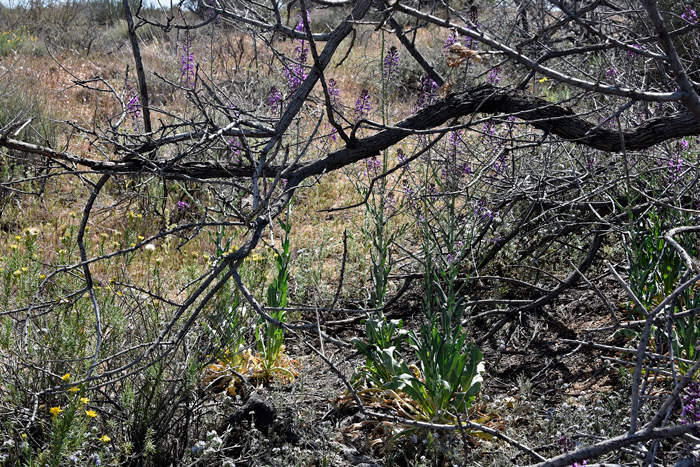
[3, 85, 700, 182]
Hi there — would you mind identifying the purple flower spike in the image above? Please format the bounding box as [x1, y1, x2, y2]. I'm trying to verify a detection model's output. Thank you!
[414, 76, 439, 111]
[284, 11, 310, 93]
[328, 78, 341, 109]
[268, 86, 283, 114]
[443, 31, 458, 52]
[355, 89, 371, 122]
[682, 5, 699, 23]
[126, 90, 141, 129]
[365, 156, 382, 176]
[396, 148, 410, 171]
[488, 66, 501, 85]
[605, 67, 618, 83]
[180, 34, 195, 88]
[627, 44, 643, 61]
[383, 46, 399, 79]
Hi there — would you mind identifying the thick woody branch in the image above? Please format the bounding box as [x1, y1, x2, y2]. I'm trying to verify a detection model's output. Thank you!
[3, 85, 699, 182]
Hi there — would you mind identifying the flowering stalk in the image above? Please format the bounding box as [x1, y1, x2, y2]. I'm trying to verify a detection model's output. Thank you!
[126, 87, 141, 130]
[355, 89, 371, 123]
[284, 12, 310, 93]
[180, 33, 195, 88]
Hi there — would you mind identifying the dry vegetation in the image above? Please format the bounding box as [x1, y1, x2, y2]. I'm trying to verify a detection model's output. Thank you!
[1, 0, 700, 466]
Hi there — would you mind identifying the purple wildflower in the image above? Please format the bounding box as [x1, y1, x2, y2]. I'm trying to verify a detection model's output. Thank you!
[284, 63, 306, 93]
[664, 139, 689, 180]
[605, 67, 618, 84]
[465, 7, 480, 49]
[383, 46, 399, 79]
[384, 191, 397, 214]
[327, 78, 342, 109]
[365, 156, 382, 177]
[181, 34, 195, 88]
[586, 155, 598, 170]
[442, 131, 469, 187]
[268, 86, 283, 114]
[443, 31, 458, 52]
[483, 121, 497, 137]
[126, 89, 141, 129]
[177, 201, 190, 212]
[494, 153, 507, 176]
[396, 148, 410, 171]
[404, 186, 415, 206]
[474, 201, 498, 219]
[445, 251, 459, 265]
[558, 435, 575, 453]
[668, 155, 684, 180]
[558, 435, 587, 467]
[326, 125, 337, 142]
[627, 44, 643, 61]
[284, 12, 310, 92]
[488, 66, 501, 85]
[414, 76, 439, 111]
[682, 5, 699, 23]
[355, 89, 371, 122]
[228, 138, 242, 162]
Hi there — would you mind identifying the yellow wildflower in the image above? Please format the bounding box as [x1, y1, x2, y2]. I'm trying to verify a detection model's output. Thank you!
[67, 387, 79, 393]
[80, 397, 90, 405]
[99, 435, 111, 443]
[21, 267, 28, 272]
[61, 373, 70, 381]
[12, 270, 22, 277]
[49, 407, 62, 417]
[85, 410, 97, 418]
[10, 244, 18, 249]
[539, 77, 548, 83]
[137, 235, 144, 241]
[39, 274, 46, 279]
